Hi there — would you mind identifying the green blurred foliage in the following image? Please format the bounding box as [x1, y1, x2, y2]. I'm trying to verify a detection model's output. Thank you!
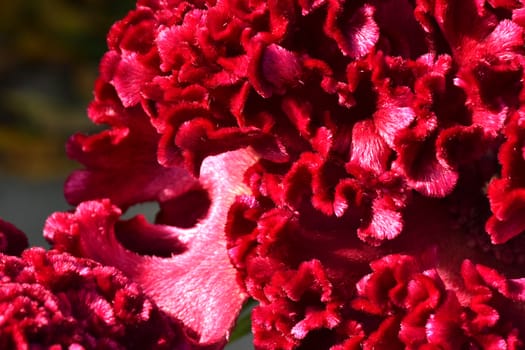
[229, 299, 256, 343]
[0, 0, 135, 179]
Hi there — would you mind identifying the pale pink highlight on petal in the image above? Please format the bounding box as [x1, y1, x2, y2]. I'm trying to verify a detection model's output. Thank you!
[46, 148, 258, 346]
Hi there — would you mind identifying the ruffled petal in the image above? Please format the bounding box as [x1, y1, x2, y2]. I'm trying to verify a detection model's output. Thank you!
[324, 2, 379, 58]
[0, 248, 184, 349]
[51, 0, 525, 347]
[349, 120, 391, 175]
[65, 108, 197, 209]
[46, 148, 258, 346]
[0, 219, 28, 256]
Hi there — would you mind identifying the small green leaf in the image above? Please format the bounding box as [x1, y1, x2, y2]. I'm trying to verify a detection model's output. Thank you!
[229, 299, 257, 343]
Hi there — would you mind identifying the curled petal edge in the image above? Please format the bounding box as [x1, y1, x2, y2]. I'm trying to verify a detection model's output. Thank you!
[45, 148, 260, 346]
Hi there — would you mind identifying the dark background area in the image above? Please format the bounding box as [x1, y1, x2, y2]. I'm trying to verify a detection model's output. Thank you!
[0, 1, 134, 180]
[0, 1, 134, 242]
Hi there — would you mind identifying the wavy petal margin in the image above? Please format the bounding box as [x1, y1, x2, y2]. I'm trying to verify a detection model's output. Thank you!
[45, 148, 259, 346]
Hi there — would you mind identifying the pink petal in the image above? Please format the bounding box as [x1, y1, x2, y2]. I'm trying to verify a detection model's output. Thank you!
[349, 120, 391, 175]
[111, 52, 158, 107]
[475, 263, 525, 301]
[425, 292, 465, 350]
[357, 196, 403, 245]
[486, 188, 525, 244]
[324, 2, 379, 58]
[373, 88, 416, 148]
[435, 125, 486, 169]
[46, 148, 258, 345]
[394, 137, 458, 197]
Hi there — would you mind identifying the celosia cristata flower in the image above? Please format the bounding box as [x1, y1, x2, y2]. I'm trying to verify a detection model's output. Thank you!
[45, 149, 256, 348]
[0, 225, 187, 349]
[0, 218, 28, 256]
[37, 0, 525, 348]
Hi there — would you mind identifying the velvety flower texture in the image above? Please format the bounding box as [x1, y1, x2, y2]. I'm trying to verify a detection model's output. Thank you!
[45, 149, 256, 348]
[39, 0, 525, 349]
[0, 218, 28, 256]
[0, 244, 185, 349]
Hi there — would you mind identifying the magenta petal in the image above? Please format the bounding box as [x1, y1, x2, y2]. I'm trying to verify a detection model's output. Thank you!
[0, 218, 28, 256]
[513, 7, 525, 27]
[435, 125, 486, 168]
[45, 148, 258, 345]
[482, 20, 524, 60]
[156, 10, 204, 73]
[324, 2, 379, 58]
[107, 7, 156, 53]
[46, 0, 525, 346]
[298, 0, 326, 15]
[372, 0, 428, 58]
[65, 108, 197, 209]
[281, 97, 314, 139]
[373, 89, 416, 148]
[287, 260, 340, 338]
[425, 292, 465, 350]
[394, 139, 458, 197]
[475, 264, 525, 301]
[486, 188, 525, 244]
[260, 44, 302, 95]
[246, 38, 275, 99]
[471, 108, 508, 137]
[349, 120, 391, 175]
[109, 51, 158, 107]
[0, 248, 183, 349]
[363, 315, 404, 349]
[250, 259, 343, 349]
[173, 117, 264, 174]
[357, 196, 403, 245]
[486, 112, 525, 244]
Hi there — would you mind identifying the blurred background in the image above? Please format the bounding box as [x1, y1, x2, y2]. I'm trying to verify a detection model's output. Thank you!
[0, 2, 253, 347]
[0, 1, 135, 246]
[0, 1, 134, 180]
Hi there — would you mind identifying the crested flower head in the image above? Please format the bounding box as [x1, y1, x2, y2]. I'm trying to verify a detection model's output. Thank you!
[39, 0, 525, 348]
[0, 226, 184, 349]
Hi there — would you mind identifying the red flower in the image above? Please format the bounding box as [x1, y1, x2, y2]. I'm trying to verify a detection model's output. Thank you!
[46, 148, 256, 347]
[0, 245, 186, 349]
[0, 218, 28, 256]
[486, 111, 525, 244]
[39, 0, 525, 348]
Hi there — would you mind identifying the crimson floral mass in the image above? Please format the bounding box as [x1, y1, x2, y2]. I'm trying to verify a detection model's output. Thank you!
[2, 0, 525, 349]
